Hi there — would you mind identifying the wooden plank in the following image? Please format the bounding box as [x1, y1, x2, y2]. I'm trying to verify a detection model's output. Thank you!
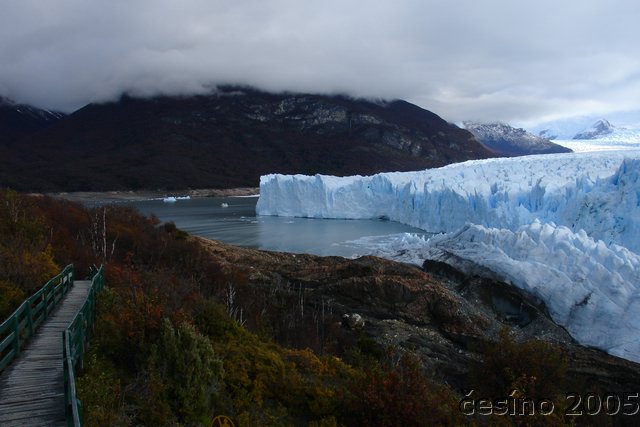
[0, 416, 65, 426]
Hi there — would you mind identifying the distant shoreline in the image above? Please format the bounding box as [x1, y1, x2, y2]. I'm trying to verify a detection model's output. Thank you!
[39, 187, 260, 203]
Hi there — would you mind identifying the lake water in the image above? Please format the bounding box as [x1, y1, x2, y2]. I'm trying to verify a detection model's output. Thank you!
[124, 196, 428, 258]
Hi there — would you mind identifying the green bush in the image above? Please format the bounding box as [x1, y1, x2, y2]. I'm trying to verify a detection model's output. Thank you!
[150, 318, 224, 425]
[76, 351, 128, 426]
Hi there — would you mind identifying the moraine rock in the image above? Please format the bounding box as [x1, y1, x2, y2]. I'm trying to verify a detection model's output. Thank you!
[196, 237, 640, 392]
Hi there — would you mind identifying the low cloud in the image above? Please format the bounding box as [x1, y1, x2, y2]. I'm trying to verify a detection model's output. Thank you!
[1, 0, 639, 124]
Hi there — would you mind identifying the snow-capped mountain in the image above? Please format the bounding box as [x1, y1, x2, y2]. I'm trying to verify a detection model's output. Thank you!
[257, 151, 640, 363]
[555, 122, 640, 153]
[538, 128, 559, 140]
[532, 112, 640, 140]
[0, 97, 65, 143]
[462, 121, 571, 156]
[573, 119, 615, 139]
[532, 116, 597, 140]
[530, 116, 640, 152]
[0, 98, 65, 123]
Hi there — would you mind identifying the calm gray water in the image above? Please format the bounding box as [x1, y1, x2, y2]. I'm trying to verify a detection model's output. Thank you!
[123, 196, 427, 257]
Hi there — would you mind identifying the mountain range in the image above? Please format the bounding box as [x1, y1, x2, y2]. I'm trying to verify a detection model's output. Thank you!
[462, 121, 571, 156]
[0, 87, 492, 192]
[572, 119, 615, 140]
[533, 116, 640, 141]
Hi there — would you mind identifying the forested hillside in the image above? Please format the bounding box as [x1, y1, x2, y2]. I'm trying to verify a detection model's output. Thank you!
[0, 88, 492, 192]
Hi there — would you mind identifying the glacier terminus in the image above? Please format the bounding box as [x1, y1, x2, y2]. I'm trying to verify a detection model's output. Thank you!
[257, 151, 640, 363]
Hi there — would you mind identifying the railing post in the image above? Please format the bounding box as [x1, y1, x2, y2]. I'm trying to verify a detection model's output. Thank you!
[26, 301, 33, 338]
[86, 291, 93, 341]
[63, 331, 69, 407]
[44, 283, 50, 319]
[56, 278, 62, 304]
[78, 313, 85, 371]
[11, 315, 20, 357]
[92, 289, 97, 326]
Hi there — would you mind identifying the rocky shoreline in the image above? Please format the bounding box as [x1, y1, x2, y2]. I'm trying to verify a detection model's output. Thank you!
[38, 187, 260, 203]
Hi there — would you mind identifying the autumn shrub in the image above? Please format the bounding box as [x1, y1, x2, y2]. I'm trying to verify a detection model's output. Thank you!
[0, 190, 60, 316]
[31, 196, 93, 270]
[472, 328, 568, 399]
[196, 299, 359, 426]
[342, 348, 466, 427]
[470, 328, 570, 425]
[0, 280, 25, 319]
[90, 285, 150, 372]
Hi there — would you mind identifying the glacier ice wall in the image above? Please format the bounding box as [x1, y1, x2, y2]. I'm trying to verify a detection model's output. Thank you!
[257, 152, 640, 253]
[257, 151, 640, 362]
[425, 221, 640, 362]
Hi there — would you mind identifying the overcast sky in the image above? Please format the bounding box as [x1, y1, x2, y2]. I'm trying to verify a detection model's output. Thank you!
[2, 0, 639, 125]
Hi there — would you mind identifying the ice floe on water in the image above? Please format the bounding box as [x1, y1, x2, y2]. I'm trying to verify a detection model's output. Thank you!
[338, 232, 433, 265]
[163, 195, 191, 203]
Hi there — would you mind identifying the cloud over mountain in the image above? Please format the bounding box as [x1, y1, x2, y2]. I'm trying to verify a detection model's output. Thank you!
[2, 1, 640, 123]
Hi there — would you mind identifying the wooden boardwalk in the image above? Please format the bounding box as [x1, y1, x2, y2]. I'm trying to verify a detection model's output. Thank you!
[0, 281, 91, 426]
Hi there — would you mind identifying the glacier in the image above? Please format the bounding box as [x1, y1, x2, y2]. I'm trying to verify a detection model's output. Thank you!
[257, 151, 640, 362]
[424, 222, 640, 362]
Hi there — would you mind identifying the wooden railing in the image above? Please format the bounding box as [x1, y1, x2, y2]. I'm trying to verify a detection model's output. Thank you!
[0, 264, 75, 373]
[63, 265, 105, 427]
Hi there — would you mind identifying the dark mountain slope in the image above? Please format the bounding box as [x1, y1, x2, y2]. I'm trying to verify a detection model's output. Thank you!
[0, 98, 66, 190]
[3, 88, 492, 191]
[0, 97, 64, 144]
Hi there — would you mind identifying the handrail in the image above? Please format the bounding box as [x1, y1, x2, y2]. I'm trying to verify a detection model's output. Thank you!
[63, 265, 105, 427]
[0, 264, 74, 373]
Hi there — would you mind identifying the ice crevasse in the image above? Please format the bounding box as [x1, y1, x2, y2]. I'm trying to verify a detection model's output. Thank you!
[257, 151, 640, 362]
